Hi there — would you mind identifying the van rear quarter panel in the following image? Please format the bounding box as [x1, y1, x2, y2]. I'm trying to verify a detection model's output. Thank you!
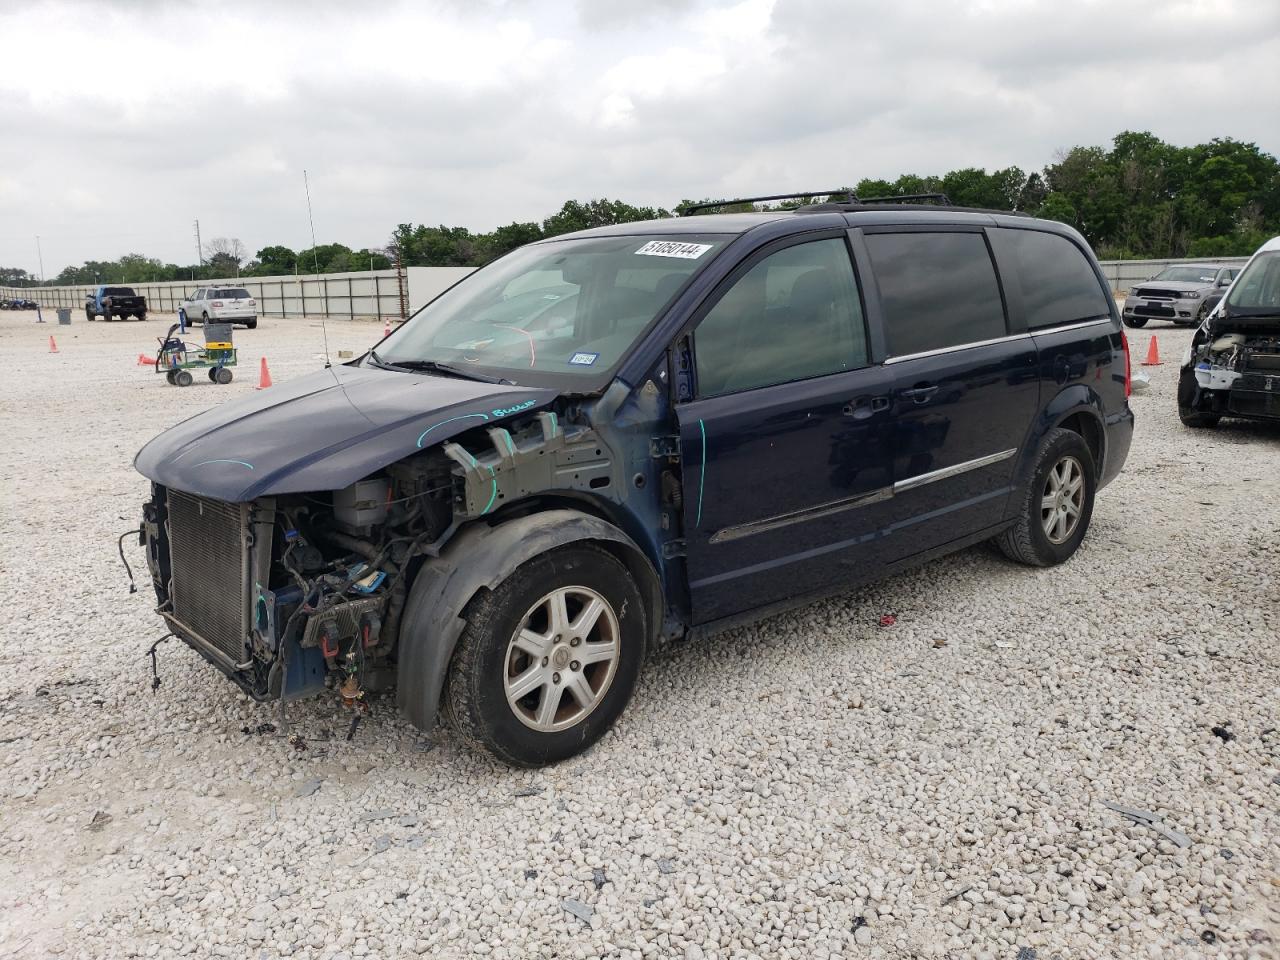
[987, 220, 1133, 488]
[1024, 323, 1131, 483]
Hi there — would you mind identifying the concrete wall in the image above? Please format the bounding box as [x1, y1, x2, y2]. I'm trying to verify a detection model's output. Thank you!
[2, 267, 476, 320]
[406, 267, 475, 314]
[1095, 257, 1250, 293]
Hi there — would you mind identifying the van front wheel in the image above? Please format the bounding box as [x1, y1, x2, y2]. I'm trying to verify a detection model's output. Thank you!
[444, 543, 646, 767]
[996, 428, 1096, 567]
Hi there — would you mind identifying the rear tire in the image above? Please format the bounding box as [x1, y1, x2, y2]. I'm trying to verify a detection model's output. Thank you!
[85, 308, 94, 321]
[216, 367, 233, 384]
[244, 318, 257, 329]
[996, 428, 1096, 567]
[175, 370, 193, 387]
[165, 371, 176, 385]
[1123, 316, 1148, 329]
[444, 543, 646, 767]
[201, 312, 210, 324]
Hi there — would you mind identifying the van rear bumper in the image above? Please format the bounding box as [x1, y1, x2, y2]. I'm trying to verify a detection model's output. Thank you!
[1100, 407, 1134, 489]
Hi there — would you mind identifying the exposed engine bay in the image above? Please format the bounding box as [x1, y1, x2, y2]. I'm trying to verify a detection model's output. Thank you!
[1183, 326, 1280, 420]
[138, 407, 625, 708]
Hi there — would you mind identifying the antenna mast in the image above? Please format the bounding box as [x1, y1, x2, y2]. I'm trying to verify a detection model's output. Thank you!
[303, 169, 331, 367]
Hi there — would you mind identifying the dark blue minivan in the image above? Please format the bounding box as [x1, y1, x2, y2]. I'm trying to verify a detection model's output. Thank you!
[136, 197, 1134, 765]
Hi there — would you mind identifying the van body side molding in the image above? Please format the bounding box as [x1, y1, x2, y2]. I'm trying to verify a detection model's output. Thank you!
[893, 448, 1018, 494]
[707, 447, 1017, 544]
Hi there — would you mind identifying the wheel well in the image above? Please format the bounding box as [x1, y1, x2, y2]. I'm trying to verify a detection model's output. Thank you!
[1057, 413, 1103, 477]
[489, 495, 663, 645]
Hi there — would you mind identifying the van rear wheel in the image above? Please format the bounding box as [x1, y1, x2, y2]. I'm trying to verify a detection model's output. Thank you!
[996, 428, 1096, 567]
[444, 543, 646, 767]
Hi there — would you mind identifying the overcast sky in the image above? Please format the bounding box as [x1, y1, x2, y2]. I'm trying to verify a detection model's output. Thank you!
[2, 0, 1278, 276]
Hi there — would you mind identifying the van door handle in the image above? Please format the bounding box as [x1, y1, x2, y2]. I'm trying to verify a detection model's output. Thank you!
[900, 384, 939, 404]
[843, 395, 890, 419]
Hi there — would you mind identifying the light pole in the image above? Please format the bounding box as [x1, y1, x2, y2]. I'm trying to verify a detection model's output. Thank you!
[35, 235, 45, 282]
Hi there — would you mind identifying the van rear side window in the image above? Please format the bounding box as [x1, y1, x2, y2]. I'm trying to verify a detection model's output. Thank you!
[865, 232, 1006, 357]
[997, 229, 1111, 329]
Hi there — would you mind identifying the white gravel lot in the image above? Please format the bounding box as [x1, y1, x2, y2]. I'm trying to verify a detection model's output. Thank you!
[1, 310, 1277, 960]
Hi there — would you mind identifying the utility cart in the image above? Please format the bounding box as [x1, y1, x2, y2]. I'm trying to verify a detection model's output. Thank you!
[156, 321, 237, 386]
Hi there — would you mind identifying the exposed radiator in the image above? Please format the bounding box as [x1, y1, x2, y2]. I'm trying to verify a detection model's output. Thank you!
[1244, 352, 1280, 372]
[166, 490, 253, 665]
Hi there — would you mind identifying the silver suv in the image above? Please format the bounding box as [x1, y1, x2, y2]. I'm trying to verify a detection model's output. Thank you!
[1123, 263, 1238, 328]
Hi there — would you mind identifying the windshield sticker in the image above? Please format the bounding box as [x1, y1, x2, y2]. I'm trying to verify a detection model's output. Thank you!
[569, 352, 599, 366]
[635, 240, 713, 260]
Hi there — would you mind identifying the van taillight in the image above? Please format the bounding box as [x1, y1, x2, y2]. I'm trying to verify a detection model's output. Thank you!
[211, 301, 224, 308]
[1121, 332, 1132, 398]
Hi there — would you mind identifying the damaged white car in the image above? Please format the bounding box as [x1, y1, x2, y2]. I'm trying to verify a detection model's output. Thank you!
[1178, 236, 1280, 428]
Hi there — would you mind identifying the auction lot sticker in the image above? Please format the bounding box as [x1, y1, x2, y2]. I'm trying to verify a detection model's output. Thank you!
[635, 240, 713, 259]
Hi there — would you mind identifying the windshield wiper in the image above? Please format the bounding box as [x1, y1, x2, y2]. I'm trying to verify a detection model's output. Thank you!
[365, 348, 404, 371]
[367, 351, 512, 384]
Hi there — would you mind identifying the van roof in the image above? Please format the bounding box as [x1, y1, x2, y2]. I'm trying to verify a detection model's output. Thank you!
[552, 206, 1056, 242]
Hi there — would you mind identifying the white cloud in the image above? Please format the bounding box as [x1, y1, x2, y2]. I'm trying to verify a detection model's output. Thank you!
[0, 0, 1277, 275]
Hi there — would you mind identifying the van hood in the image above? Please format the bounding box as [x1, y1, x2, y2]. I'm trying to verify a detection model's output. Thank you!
[134, 363, 557, 502]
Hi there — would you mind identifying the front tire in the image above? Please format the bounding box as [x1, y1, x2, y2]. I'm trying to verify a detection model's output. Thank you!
[1123, 316, 1148, 329]
[996, 428, 1096, 567]
[1177, 368, 1221, 428]
[445, 543, 646, 767]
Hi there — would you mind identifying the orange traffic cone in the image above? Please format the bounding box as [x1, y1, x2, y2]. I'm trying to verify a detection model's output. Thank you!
[137, 353, 152, 366]
[257, 357, 273, 389]
[1141, 335, 1162, 366]
[49, 336, 58, 353]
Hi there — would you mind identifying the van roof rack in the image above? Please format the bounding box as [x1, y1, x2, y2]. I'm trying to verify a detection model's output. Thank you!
[856, 193, 952, 206]
[680, 190, 855, 215]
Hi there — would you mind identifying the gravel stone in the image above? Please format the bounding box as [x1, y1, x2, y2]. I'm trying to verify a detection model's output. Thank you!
[2, 316, 1279, 959]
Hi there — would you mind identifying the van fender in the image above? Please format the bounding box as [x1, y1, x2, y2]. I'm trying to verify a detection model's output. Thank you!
[1015, 385, 1107, 483]
[395, 509, 661, 731]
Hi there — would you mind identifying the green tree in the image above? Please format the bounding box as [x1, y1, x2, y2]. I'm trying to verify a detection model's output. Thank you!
[250, 245, 298, 276]
[1035, 192, 1077, 226]
[541, 198, 670, 236]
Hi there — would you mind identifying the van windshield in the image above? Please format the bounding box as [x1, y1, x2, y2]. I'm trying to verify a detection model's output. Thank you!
[375, 234, 729, 385]
[1224, 251, 1280, 316]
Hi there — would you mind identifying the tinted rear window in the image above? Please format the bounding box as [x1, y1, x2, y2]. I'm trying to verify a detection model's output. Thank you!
[214, 288, 250, 298]
[103, 287, 134, 296]
[998, 229, 1110, 329]
[865, 232, 1006, 356]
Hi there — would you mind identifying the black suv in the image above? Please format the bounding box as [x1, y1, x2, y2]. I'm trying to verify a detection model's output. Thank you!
[135, 193, 1134, 766]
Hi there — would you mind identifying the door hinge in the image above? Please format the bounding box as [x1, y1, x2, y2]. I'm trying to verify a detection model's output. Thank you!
[662, 538, 687, 558]
[649, 436, 681, 458]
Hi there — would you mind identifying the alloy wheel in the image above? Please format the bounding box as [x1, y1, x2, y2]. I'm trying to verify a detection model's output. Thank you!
[1041, 455, 1084, 545]
[503, 585, 620, 732]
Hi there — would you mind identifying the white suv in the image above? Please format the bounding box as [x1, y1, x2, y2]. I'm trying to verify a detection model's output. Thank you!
[180, 287, 258, 329]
